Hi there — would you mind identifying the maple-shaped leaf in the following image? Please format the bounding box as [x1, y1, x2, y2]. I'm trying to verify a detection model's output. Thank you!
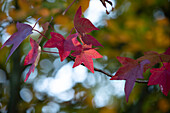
[43, 32, 66, 61]
[81, 34, 103, 47]
[148, 63, 170, 96]
[44, 32, 80, 61]
[74, 6, 99, 35]
[137, 51, 170, 71]
[1, 22, 33, 62]
[71, 45, 103, 73]
[24, 38, 41, 82]
[110, 56, 150, 102]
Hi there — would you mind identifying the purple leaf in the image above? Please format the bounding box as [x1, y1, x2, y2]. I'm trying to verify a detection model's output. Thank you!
[1, 22, 33, 63]
[110, 57, 150, 102]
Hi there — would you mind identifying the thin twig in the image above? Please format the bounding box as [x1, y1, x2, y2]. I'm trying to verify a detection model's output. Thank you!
[62, 0, 77, 15]
[135, 79, 148, 83]
[49, 17, 54, 32]
[32, 17, 41, 29]
[69, 27, 75, 35]
[42, 50, 59, 54]
[33, 29, 49, 40]
[94, 68, 113, 77]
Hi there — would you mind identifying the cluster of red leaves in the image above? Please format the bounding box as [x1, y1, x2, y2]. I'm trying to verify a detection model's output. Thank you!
[1, 6, 103, 81]
[111, 48, 170, 102]
[0, 5, 170, 102]
[44, 6, 103, 73]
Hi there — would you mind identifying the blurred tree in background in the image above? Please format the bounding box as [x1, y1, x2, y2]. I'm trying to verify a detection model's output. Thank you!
[0, 0, 169, 113]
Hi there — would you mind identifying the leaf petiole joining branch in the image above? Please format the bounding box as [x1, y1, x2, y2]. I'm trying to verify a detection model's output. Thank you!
[33, 29, 49, 40]
[68, 55, 148, 83]
[78, 35, 85, 45]
[159, 55, 166, 69]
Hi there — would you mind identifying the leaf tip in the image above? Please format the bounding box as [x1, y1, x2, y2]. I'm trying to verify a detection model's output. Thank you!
[91, 69, 94, 73]
[24, 79, 27, 82]
[125, 96, 129, 102]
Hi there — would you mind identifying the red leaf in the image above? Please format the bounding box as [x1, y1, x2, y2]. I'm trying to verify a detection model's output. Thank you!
[110, 56, 150, 102]
[44, 32, 65, 61]
[24, 38, 41, 82]
[44, 32, 65, 48]
[74, 6, 99, 35]
[81, 34, 103, 47]
[148, 63, 170, 96]
[71, 45, 103, 73]
[1, 22, 33, 63]
[64, 33, 81, 51]
[44, 32, 80, 61]
[164, 47, 170, 55]
[137, 51, 170, 71]
[25, 64, 35, 82]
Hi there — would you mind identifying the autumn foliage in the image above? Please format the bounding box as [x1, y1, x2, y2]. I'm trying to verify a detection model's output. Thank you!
[1, 4, 170, 103]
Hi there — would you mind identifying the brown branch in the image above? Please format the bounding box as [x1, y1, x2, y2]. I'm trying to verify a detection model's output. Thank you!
[42, 50, 59, 54]
[68, 56, 148, 83]
[135, 79, 148, 83]
[94, 68, 113, 77]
